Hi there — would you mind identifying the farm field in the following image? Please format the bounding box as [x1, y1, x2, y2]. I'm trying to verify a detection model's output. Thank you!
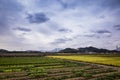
[0, 56, 120, 80]
[49, 54, 120, 67]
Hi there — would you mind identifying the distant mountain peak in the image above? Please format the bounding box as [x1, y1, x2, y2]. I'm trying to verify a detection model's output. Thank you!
[50, 48, 63, 52]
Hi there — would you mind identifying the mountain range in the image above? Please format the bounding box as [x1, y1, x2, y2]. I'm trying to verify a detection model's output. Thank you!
[0, 46, 119, 53]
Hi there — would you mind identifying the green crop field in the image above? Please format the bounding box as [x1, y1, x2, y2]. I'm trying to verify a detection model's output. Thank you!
[0, 56, 120, 80]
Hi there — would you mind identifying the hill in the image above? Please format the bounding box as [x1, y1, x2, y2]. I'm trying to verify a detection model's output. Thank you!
[59, 46, 119, 53]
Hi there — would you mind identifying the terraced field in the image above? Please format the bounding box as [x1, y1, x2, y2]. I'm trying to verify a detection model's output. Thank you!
[0, 56, 120, 80]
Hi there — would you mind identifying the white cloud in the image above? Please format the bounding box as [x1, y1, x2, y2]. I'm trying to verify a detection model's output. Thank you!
[0, 0, 120, 50]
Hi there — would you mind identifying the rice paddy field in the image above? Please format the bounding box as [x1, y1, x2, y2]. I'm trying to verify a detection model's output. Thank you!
[49, 54, 120, 67]
[0, 55, 120, 80]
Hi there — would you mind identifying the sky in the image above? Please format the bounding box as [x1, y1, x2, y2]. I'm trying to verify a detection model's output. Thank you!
[0, 0, 120, 51]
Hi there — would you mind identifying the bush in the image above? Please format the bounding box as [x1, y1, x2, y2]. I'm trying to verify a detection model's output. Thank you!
[4, 69, 12, 72]
[22, 66, 32, 72]
[94, 73, 120, 80]
[82, 73, 92, 79]
[28, 68, 47, 78]
[0, 69, 4, 72]
[61, 76, 69, 79]
[72, 69, 84, 77]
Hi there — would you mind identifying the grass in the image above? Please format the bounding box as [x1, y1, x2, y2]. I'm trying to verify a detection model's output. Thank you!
[48, 54, 120, 67]
[0, 56, 84, 79]
[93, 72, 120, 80]
[27, 68, 47, 78]
[0, 57, 62, 65]
[0, 55, 120, 80]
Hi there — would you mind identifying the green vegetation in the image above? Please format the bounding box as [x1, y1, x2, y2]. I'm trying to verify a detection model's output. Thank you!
[0, 57, 61, 65]
[93, 73, 120, 80]
[27, 68, 47, 78]
[0, 55, 120, 80]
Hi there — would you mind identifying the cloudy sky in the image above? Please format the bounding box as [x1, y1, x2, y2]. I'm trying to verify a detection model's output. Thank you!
[0, 0, 120, 51]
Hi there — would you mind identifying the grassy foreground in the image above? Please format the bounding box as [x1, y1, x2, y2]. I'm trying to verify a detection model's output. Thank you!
[0, 56, 120, 80]
[48, 54, 120, 67]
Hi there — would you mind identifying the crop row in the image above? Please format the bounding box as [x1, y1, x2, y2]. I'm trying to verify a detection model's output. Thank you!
[0, 57, 120, 80]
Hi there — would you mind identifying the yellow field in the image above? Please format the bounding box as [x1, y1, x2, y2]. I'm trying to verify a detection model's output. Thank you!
[48, 54, 120, 67]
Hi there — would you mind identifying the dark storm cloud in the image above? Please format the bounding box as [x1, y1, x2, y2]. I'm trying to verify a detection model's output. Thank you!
[51, 38, 72, 45]
[0, 0, 23, 34]
[0, 0, 22, 12]
[57, 0, 68, 9]
[113, 25, 120, 30]
[76, 33, 99, 38]
[101, 0, 120, 9]
[82, 0, 120, 9]
[58, 28, 72, 33]
[13, 27, 31, 32]
[95, 30, 111, 34]
[26, 13, 49, 24]
[56, 0, 120, 13]
[83, 34, 95, 37]
[82, 29, 112, 39]
[92, 30, 112, 37]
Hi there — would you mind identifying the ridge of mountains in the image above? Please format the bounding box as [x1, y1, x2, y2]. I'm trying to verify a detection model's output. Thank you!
[0, 46, 119, 53]
[59, 46, 118, 53]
